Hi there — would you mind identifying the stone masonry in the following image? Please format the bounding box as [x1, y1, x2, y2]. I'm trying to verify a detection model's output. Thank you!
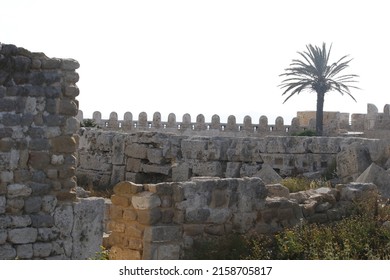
[0, 43, 104, 260]
[107, 178, 379, 260]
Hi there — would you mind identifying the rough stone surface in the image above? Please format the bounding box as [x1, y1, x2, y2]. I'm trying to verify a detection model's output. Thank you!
[72, 197, 105, 260]
[356, 163, 390, 197]
[256, 163, 282, 184]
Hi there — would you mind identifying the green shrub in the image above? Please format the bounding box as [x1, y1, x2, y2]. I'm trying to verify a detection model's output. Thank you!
[292, 130, 316, 136]
[81, 119, 97, 128]
[280, 177, 313, 192]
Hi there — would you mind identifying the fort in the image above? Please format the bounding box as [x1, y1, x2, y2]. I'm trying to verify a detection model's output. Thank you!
[1, 43, 390, 259]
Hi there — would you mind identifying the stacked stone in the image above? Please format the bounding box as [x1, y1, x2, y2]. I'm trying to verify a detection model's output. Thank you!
[0, 43, 80, 259]
[108, 178, 380, 260]
[108, 181, 183, 260]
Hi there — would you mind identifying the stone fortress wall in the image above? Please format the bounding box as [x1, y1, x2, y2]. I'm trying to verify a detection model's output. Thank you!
[2, 43, 390, 260]
[77, 102, 390, 137]
[0, 43, 104, 260]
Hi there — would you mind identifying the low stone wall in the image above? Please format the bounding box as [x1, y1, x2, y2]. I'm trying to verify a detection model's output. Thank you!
[107, 178, 378, 260]
[77, 129, 388, 190]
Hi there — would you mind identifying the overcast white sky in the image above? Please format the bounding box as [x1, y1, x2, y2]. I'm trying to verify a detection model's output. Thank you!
[1, 0, 389, 124]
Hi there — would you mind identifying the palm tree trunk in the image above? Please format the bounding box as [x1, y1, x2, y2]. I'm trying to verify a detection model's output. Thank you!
[316, 91, 325, 136]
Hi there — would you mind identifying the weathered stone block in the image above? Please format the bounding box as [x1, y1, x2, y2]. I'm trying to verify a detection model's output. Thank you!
[41, 195, 57, 213]
[132, 192, 161, 210]
[33, 242, 52, 258]
[15, 244, 33, 259]
[126, 158, 142, 172]
[125, 224, 143, 239]
[8, 228, 38, 244]
[10, 215, 31, 228]
[0, 230, 7, 244]
[123, 209, 137, 221]
[24, 196, 42, 213]
[172, 163, 191, 182]
[127, 238, 143, 250]
[0, 244, 16, 259]
[72, 197, 105, 260]
[225, 162, 241, 178]
[6, 184, 32, 198]
[113, 181, 144, 195]
[28, 151, 50, 169]
[141, 163, 172, 175]
[51, 136, 77, 153]
[192, 161, 223, 177]
[111, 195, 130, 207]
[37, 228, 59, 242]
[136, 208, 161, 225]
[266, 184, 289, 198]
[54, 204, 73, 236]
[143, 225, 181, 242]
[125, 143, 147, 159]
[31, 214, 54, 228]
[147, 148, 164, 164]
[210, 189, 229, 208]
[0, 196, 5, 214]
[181, 139, 208, 160]
[6, 197, 24, 213]
[109, 246, 141, 260]
[185, 208, 210, 223]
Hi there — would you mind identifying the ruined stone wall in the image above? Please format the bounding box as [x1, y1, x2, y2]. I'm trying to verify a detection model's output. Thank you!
[107, 178, 378, 260]
[0, 43, 104, 259]
[77, 129, 383, 190]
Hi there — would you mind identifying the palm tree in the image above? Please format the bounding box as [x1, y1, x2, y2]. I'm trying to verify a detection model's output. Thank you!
[280, 43, 359, 136]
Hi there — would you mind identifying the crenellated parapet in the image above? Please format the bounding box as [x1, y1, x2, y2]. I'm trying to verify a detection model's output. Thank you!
[77, 110, 311, 136]
[77, 104, 390, 138]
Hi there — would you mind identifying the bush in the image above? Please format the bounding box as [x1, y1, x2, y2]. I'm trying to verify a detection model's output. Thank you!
[280, 177, 313, 192]
[292, 130, 316, 136]
[189, 206, 390, 260]
[81, 119, 97, 128]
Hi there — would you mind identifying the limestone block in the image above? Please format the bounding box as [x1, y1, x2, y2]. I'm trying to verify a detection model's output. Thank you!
[125, 224, 144, 239]
[256, 163, 282, 185]
[141, 163, 171, 175]
[0, 230, 7, 244]
[181, 139, 208, 160]
[113, 181, 144, 195]
[0, 244, 16, 260]
[54, 204, 74, 237]
[192, 161, 223, 177]
[125, 143, 147, 159]
[126, 158, 142, 172]
[0, 215, 11, 229]
[185, 208, 210, 223]
[111, 195, 130, 207]
[136, 208, 161, 225]
[339, 182, 378, 202]
[266, 184, 289, 198]
[207, 138, 231, 161]
[33, 242, 52, 258]
[112, 135, 126, 165]
[6, 184, 32, 198]
[208, 208, 232, 224]
[143, 225, 181, 242]
[111, 165, 125, 185]
[28, 151, 50, 170]
[37, 228, 59, 242]
[240, 163, 261, 177]
[307, 137, 343, 154]
[147, 148, 164, 164]
[123, 209, 137, 221]
[225, 162, 241, 178]
[109, 246, 141, 260]
[132, 192, 161, 210]
[51, 136, 77, 153]
[72, 197, 105, 260]
[24, 196, 42, 213]
[31, 214, 54, 227]
[41, 195, 57, 213]
[8, 228, 38, 244]
[0, 196, 5, 213]
[337, 142, 372, 182]
[16, 244, 34, 259]
[356, 163, 390, 198]
[10, 215, 31, 227]
[172, 163, 191, 182]
[6, 197, 24, 213]
[156, 243, 181, 260]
